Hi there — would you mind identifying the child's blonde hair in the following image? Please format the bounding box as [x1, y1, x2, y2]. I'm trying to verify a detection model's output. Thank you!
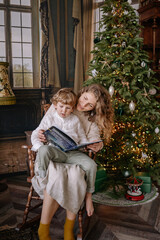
[51, 88, 77, 108]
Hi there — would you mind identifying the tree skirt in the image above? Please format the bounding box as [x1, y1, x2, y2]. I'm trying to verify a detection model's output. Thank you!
[92, 185, 159, 207]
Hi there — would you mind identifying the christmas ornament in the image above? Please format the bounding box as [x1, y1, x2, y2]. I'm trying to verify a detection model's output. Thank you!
[137, 42, 140, 49]
[147, 68, 151, 78]
[111, 63, 117, 69]
[142, 88, 150, 99]
[122, 169, 131, 177]
[155, 127, 159, 134]
[129, 101, 135, 113]
[122, 81, 129, 89]
[137, 143, 142, 148]
[125, 72, 130, 76]
[132, 132, 136, 137]
[141, 61, 146, 68]
[122, 41, 126, 48]
[108, 85, 114, 97]
[94, 37, 100, 44]
[149, 88, 157, 95]
[125, 177, 144, 201]
[117, 106, 124, 116]
[91, 69, 98, 77]
[142, 152, 148, 159]
[137, 76, 142, 82]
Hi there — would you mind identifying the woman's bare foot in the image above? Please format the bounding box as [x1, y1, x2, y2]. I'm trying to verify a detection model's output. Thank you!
[85, 192, 94, 217]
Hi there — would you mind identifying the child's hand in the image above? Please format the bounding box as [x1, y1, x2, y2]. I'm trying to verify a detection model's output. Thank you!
[87, 141, 103, 152]
[38, 129, 47, 143]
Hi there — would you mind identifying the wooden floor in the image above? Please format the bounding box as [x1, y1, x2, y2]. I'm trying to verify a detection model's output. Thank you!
[0, 173, 160, 240]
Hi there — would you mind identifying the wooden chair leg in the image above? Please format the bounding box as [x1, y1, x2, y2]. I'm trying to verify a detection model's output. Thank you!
[77, 209, 83, 240]
[16, 184, 34, 229]
[22, 185, 34, 224]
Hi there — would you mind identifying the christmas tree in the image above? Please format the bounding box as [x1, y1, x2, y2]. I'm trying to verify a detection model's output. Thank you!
[85, 0, 160, 190]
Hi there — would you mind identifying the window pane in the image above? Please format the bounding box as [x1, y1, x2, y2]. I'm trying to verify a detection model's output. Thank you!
[22, 12, 31, 27]
[0, 42, 6, 57]
[10, 0, 20, 4]
[24, 73, 33, 87]
[11, 12, 21, 27]
[23, 58, 32, 72]
[0, 10, 4, 25]
[11, 27, 21, 42]
[12, 43, 22, 57]
[0, 0, 4, 3]
[0, 27, 5, 41]
[21, 0, 31, 6]
[0, 57, 6, 61]
[13, 73, 23, 87]
[13, 58, 22, 72]
[23, 43, 32, 57]
[22, 28, 31, 42]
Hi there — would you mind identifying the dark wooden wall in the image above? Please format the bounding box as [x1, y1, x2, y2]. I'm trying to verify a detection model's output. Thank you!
[0, 88, 53, 175]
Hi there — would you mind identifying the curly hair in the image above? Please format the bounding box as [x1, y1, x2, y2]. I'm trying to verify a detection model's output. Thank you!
[78, 84, 114, 142]
[51, 88, 77, 107]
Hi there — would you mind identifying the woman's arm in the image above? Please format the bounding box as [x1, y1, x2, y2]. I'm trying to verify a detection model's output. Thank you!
[86, 121, 103, 152]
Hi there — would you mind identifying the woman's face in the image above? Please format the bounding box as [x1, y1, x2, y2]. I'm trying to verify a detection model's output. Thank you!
[77, 92, 97, 112]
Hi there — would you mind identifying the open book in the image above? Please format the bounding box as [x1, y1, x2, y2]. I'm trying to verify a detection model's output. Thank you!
[44, 126, 102, 152]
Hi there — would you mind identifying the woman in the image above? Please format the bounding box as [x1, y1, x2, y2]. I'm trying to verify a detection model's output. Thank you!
[31, 84, 114, 240]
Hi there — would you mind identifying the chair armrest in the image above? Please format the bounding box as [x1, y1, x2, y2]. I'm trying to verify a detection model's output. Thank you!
[22, 145, 36, 178]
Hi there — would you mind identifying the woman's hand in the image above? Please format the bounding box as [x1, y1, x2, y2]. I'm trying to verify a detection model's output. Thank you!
[38, 129, 47, 143]
[87, 141, 103, 152]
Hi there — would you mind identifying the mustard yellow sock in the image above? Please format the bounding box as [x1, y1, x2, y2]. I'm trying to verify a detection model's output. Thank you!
[64, 218, 75, 240]
[38, 222, 51, 240]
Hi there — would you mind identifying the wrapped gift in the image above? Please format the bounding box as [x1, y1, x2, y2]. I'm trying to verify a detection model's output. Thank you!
[135, 172, 152, 193]
[94, 166, 107, 193]
[96, 166, 107, 179]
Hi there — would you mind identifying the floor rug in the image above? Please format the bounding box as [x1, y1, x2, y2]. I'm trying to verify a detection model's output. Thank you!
[92, 185, 159, 207]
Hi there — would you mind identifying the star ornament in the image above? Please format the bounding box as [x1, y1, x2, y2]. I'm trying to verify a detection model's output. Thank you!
[121, 80, 129, 89]
[141, 88, 151, 100]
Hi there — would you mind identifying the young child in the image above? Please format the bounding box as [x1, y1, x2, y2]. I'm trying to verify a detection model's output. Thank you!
[31, 88, 89, 178]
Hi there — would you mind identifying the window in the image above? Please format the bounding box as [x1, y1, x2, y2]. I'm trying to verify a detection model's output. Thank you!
[93, 0, 105, 34]
[0, 0, 40, 88]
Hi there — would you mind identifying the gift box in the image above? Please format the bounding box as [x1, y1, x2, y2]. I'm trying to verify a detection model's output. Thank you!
[94, 166, 107, 193]
[135, 172, 152, 193]
[96, 166, 107, 179]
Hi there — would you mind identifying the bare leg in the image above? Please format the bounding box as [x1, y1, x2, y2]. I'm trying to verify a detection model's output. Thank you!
[66, 210, 76, 220]
[41, 189, 59, 224]
[85, 192, 94, 217]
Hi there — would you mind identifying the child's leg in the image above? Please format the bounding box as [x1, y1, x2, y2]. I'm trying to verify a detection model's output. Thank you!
[85, 192, 94, 217]
[66, 151, 97, 216]
[37, 145, 67, 178]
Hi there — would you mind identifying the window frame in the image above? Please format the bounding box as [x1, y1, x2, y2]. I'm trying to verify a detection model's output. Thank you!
[0, 0, 40, 89]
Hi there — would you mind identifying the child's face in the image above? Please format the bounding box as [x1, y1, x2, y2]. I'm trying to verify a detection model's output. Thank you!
[55, 102, 74, 118]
